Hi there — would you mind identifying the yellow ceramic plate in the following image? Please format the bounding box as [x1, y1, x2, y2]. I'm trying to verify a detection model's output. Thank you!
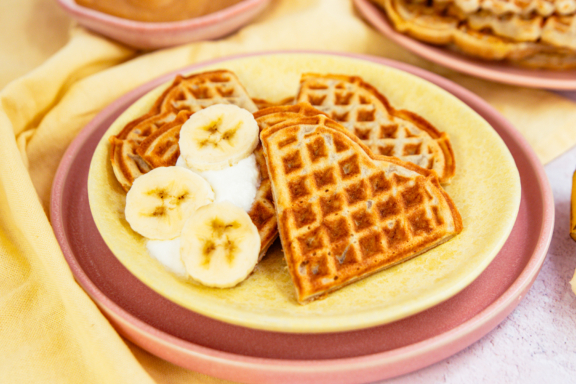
[88, 53, 521, 333]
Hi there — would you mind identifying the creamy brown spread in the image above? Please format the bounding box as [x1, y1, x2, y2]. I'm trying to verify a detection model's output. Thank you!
[75, 0, 245, 22]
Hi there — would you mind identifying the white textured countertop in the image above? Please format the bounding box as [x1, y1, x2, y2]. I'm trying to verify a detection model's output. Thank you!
[380, 96, 576, 384]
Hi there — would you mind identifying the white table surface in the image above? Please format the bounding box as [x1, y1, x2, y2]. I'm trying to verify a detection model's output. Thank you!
[382, 93, 576, 383]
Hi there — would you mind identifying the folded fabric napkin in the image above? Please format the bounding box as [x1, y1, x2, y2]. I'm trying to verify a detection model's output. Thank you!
[2, 0, 575, 383]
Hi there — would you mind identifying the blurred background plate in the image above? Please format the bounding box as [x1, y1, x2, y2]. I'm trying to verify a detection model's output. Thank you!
[354, 0, 576, 90]
[56, 0, 270, 49]
[51, 52, 553, 383]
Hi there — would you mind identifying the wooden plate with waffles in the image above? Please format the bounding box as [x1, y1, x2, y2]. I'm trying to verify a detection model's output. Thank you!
[86, 53, 520, 333]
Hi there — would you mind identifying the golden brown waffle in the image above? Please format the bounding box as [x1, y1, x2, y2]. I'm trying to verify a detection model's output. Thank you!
[380, 0, 539, 58]
[137, 110, 192, 168]
[252, 96, 295, 110]
[109, 70, 277, 257]
[261, 115, 463, 303]
[515, 49, 576, 67]
[248, 177, 278, 259]
[443, 4, 576, 49]
[133, 106, 324, 260]
[109, 70, 258, 192]
[542, 14, 576, 50]
[296, 73, 456, 184]
[110, 111, 178, 191]
[254, 103, 327, 131]
[155, 70, 258, 114]
[424, 0, 576, 17]
[374, 0, 576, 65]
[455, 9, 544, 42]
[249, 104, 334, 258]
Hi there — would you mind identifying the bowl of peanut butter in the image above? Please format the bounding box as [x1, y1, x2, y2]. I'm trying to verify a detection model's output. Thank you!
[57, 0, 270, 49]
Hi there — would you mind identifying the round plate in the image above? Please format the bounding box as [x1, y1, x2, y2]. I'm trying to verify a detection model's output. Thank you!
[51, 53, 553, 384]
[87, 53, 520, 333]
[354, 0, 576, 90]
[56, 0, 270, 50]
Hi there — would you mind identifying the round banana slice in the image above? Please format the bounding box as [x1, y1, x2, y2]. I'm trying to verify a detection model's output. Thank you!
[125, 166, 214, 240]
[180, 202, 260, 288]
[179, 104, 259, 172]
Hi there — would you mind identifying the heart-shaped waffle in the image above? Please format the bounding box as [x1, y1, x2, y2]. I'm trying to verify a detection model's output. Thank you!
[109, 70, 258, 191]
[261, 115, 463, 303]
[297, 73, 456, 184]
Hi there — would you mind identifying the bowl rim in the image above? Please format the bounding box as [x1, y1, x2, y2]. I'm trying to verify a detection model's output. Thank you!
[56, 0, 269, 31]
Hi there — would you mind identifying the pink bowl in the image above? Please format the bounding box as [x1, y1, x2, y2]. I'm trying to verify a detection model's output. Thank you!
[56, 0, 270, 49]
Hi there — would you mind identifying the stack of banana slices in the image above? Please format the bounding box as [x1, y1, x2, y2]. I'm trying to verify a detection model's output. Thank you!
[124, 104, 263, 288]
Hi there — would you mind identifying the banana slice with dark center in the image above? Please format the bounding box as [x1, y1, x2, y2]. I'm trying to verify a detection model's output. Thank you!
[180, 202, 260, 288]
[179, 104, 259, 172]
[125, 166, 214, 240]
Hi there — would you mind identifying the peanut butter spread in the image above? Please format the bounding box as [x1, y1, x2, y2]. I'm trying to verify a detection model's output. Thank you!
[75, 0, 245, 22]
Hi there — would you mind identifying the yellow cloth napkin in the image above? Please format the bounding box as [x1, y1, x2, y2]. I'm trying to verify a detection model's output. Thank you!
[2, 0, 576, 383]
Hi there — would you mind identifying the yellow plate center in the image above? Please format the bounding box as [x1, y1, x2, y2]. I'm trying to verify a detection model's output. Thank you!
[88, 53, 521, 333]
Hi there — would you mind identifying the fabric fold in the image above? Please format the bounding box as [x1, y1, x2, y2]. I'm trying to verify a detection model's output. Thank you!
[1, 0, 575, 383]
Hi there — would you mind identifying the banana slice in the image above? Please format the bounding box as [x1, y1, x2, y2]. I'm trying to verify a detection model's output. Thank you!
[180, 202, 260, 288]
[179, 104, 259, 172]
[125, 166, 214, 240]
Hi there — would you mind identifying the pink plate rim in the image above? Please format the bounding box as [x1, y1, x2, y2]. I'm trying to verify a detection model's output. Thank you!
[56, 0, 269, 31]
[354, 0, 576, 90]
[51, 51, 554, 383]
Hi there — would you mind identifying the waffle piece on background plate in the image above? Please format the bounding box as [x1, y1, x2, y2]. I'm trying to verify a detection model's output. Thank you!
[109, 70, 258, 191]
[541, 14, 576, 50]
[297, 73, 456, 184]
[442, 4, 576, 49]
[374, 0, 576, 67]
[518, 50, 576, 67]
[260, 114, 463, 304]
[419, 0, 576, 17]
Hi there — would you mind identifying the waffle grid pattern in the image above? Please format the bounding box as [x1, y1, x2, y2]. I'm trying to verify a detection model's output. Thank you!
[137, 110, 192, 168]
[297, 75, 453, 181]
[247, 177, 278, 259]
[109, 70, 257, 191]
[262, 116, 460, 302]
[109, 70, 278, 255]
[159, 71, 258, 114]
[110, 111, 177, 190]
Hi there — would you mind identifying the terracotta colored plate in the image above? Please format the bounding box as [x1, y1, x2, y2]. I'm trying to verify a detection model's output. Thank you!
[56, 0, 270, 50]
[354, 0, 576, 90]
[51, 52, 553, 383]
